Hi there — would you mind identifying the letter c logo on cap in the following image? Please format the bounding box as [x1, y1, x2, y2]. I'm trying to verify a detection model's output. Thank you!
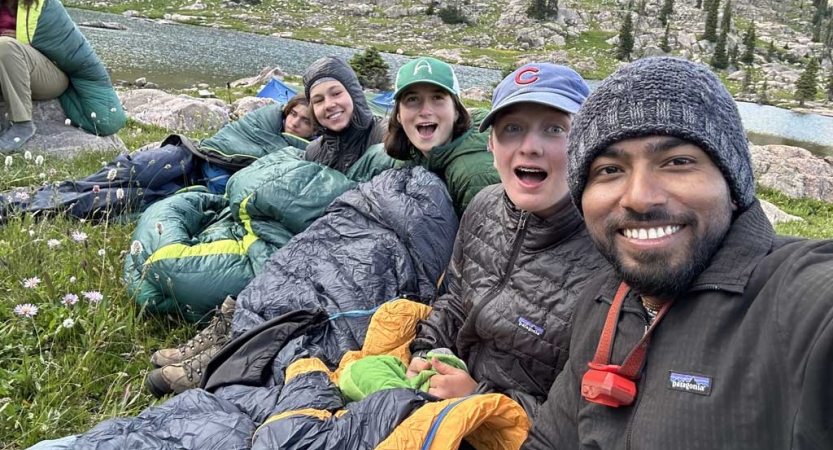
[515, 67, 540, 85]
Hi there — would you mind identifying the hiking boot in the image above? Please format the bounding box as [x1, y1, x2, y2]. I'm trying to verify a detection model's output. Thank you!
[145, 342, 223, 397]
[150, 296, 235, 368]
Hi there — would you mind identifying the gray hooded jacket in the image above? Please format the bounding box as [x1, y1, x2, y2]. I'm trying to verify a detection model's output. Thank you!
[302, 57, 386, 173]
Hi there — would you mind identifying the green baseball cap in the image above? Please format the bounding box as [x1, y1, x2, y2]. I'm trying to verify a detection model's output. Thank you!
[394, 57, 461, 99]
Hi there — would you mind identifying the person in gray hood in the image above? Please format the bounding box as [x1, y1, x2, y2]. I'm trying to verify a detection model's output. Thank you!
[302, 56, 387, 173]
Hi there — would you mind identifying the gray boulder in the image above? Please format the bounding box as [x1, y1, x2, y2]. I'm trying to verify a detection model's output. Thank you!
[231, 96, 276, 119]
[751, 144, 833, 202]
[0, 99, 126, 158]
[119, 89, 230, 133]
[759, 199, 804, 225]
[229, 66, 286, 88]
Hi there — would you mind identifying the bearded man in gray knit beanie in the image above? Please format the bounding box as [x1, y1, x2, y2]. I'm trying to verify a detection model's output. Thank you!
[523, 57, 833, 450]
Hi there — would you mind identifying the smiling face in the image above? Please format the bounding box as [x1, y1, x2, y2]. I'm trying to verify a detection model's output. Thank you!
[489, 102, 572, 216]
[581, 135, 736, 301]
[309, 80, 354, 132]
[284, 103, 313, 138]
[397, 83, 457, 157]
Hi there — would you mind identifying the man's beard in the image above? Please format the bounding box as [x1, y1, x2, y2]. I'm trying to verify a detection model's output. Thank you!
[591, 208, 731, 300]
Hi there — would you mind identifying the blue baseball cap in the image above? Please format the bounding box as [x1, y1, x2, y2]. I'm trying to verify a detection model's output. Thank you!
[479, 63, 590, 132]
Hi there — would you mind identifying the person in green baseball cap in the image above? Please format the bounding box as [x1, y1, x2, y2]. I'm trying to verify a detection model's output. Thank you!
[378, 56, 499, 215]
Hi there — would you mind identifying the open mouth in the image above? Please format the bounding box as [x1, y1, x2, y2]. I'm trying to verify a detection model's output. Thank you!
[620, 225, 683, 240]
[327, 111, 343, 120]
[514, 166, 548, 184]
[417, 123, 437, 137]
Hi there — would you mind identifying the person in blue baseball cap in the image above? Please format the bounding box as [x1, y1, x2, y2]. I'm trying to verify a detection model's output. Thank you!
[405, 62, 609, 422]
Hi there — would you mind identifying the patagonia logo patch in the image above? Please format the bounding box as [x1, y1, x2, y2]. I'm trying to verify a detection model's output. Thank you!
[668, 372, 712, 396]
[518, 317, 544, 336]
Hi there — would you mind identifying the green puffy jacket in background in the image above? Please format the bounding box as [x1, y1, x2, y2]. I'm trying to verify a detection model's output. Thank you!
[21, 0, 126, 135]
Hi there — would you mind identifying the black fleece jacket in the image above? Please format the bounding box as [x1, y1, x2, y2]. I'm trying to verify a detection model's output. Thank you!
[524, 200, 833, 450]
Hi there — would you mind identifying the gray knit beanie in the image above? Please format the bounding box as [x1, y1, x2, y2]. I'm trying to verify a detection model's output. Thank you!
[568, 57, 754, 213]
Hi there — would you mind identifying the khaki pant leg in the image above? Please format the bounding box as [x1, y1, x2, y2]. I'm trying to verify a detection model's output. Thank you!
[0, 36, 68, 122]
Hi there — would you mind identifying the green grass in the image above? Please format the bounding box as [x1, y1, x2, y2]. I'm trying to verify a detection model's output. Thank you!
[0, 120, 215, 449]
[0, 113, 830, 448]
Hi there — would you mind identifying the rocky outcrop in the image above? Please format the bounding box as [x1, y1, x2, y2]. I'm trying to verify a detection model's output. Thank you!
[759, 199, 804, 225]
[230, 96, 276, 119]
[0, 100, 126, 158]
[119, 89, 230, 133]
[229, 66, 286, 88]
[751, 144, 833, 203]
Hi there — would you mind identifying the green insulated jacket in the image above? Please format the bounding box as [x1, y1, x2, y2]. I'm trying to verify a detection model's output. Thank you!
[21, 0, 126, 135]
[373, 108, 499, 215]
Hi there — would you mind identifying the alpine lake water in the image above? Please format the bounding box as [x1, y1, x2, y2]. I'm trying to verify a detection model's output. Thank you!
[70, 8, 833, 158]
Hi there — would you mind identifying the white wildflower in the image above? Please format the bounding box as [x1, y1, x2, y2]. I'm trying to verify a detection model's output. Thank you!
[38, 172, 45, 179]
[13, 137, 20, 143]
[90, 112, 97, 119]
[107, 168, 118, 181]
[62, 318, 75, 329]
[22, 277, 41, 289]
[28, 229, 34, 237]
[13, 303, 38, 318]
[116, 188, 124, 200]
[64, 118, 71, 126]
[47, 239, 61, 248]
[61, 293, 78, 306]
[110, 107, 117, 112]
[23, 151, 32, 160]
[34, 155, 43, 166]
[97, 249, 105, 256]
[71, 230, 87, 242]
[155, 222, 164, 235]
[130, 240, 143, 255]
[69, 276, 77, 283]
[4, 156, 12, 167]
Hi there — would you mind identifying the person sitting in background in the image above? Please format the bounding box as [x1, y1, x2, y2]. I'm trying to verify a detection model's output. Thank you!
[0, 0, 125, 153]
[406, 63, 609, 419]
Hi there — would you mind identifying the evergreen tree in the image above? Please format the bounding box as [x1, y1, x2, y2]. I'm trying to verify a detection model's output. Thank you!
[548, 0, 559, 17]
[741, 22, 756, 64]
[349, 47, 391, 90]
[711, 26, 729, 69]
[795, 57, 820, 106]
[741, 67, 752, 93]
[526, 0, 547, 20]
[720, 0, 732, 34]
[703, 0, 720, 42]
[617, 10, 635, 61]
[759, 78, 769, 104]
[696, 0, 702, 8]
[767, 39, 776, 61]
[660, 22, 672, 53]
[826, 70, 833, 101]
[659, 0, 675, 26]
[729, 44, 739, 66]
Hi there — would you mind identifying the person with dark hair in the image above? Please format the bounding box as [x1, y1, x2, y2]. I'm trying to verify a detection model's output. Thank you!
[280, 92, 313, 139]
[523, 57, 833, 450]
[0, 0, 125, 153]
[405, 63, 608, 419]
[380, 56, 498, 214]
[302, 56, 387, 174]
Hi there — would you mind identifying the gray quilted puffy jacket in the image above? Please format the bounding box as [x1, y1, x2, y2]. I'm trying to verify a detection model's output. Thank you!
[411, 184, 609, 419]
